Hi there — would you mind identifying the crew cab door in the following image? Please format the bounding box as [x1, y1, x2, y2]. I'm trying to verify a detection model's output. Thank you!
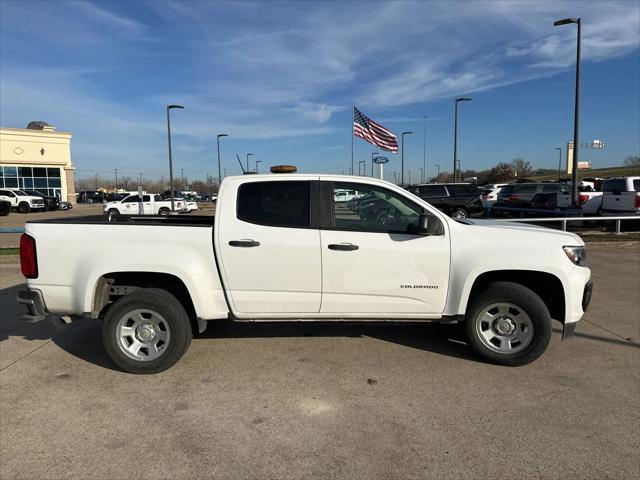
[319, 181, 450, 315]
[216, 178, 322, 315]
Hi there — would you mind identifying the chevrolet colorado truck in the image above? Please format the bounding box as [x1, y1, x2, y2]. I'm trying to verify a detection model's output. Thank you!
[18, 174, 593, 373]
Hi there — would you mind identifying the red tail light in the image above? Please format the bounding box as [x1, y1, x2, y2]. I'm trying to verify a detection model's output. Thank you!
[20, 234, 38, 279]
[635, 195, 640, 209]
[508, 195, 518, 201]
[579, 194, 589, 205]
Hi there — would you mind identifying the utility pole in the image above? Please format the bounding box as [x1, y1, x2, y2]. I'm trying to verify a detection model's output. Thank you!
[217, 133, 228, 187]
[453, 97, 472, 182]
[166, 104, 184, 212]
[401, 131, 413, 187]
[422, 115, 427, 183]
[371, 151, 378, 177]
[554, 17, 582, 208]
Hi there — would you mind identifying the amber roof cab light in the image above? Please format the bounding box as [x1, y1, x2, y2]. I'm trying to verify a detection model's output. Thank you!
[20, 234, 38, 279]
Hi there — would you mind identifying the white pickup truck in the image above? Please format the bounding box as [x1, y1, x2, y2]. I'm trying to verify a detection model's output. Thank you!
[18, 174, 593, 373]
[104, 193, 185, 216]
[0, 188, 46, 213]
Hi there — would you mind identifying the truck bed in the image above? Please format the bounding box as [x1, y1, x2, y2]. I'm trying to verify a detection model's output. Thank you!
[27, 214, 215, 227]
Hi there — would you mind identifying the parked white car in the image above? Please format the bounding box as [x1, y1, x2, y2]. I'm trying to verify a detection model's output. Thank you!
[0, 188, 46, 213]
[601, 177, 640, 214]
[481, 184, 506, 208]
[103, 194, 186, 216]
[19, 174, 592, 373]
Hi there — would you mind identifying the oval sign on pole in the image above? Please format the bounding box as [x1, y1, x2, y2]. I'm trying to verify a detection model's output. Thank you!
[373, 156, 389, 164]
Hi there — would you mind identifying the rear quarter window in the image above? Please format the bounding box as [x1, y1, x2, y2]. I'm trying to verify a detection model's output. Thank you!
[633, 180, 640, 191]
[237, 181, 311, 228]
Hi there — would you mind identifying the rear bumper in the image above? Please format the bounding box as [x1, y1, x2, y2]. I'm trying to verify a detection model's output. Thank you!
[17, 289, 48, 322]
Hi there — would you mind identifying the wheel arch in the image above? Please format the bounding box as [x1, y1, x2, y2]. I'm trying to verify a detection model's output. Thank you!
[92, 271, 203, 333]
[466, 270, 566, 323]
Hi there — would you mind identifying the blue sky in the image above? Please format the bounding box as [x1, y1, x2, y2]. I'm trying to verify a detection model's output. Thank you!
[1, 0, 639, 182]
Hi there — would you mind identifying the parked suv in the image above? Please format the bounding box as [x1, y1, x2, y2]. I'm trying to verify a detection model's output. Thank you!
[407, 183, 484, 218]
[77, 191, 104, 204]
[496, 183, 571, 209]
[0, 189, 46, 213]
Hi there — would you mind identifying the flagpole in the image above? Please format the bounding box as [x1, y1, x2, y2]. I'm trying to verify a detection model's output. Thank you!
[351, 104, 354, 175]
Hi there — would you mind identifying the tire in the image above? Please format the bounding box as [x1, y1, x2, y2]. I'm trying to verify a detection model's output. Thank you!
[158, 207, 170, 216]
[450, 207, 468, 219]
[102, 288, 193, 374]
[18, 202, 30, 214]
[465, 281, 551, 366]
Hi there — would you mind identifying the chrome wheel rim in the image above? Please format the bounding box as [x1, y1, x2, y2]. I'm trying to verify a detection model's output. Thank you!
[452, 209, 467, 219]
[115, 309, 171, 362]
[475, 302, 533, 354]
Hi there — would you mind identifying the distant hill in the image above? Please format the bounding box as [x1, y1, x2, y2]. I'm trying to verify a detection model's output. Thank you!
[529, 165, 640, 181]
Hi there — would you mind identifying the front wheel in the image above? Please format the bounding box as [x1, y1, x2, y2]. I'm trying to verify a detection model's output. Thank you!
[102, 289, 193, 374]
[465, 282, 551, 366]
[18, 202, 30, 213]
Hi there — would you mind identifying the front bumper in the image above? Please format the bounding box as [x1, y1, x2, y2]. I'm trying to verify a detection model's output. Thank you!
[17, 289, 48, 322]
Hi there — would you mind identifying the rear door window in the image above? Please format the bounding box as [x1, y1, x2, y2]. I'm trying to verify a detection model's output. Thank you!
[602, 179, 627, 192]
[419, 185, 447, 197]
[633, 180, 640, 191]
[237, 181, 311, 228]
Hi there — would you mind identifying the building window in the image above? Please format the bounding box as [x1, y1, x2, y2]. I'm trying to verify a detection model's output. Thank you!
[0, 165, 63, 197]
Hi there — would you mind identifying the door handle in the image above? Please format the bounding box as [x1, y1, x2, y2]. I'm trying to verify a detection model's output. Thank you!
[328, 243, 359, 251]
[229, 239, 260, 248]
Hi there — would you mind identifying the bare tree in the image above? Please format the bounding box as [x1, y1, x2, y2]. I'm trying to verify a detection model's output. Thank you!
[511, 158, 532, 177]
[624, 156, 640, 167]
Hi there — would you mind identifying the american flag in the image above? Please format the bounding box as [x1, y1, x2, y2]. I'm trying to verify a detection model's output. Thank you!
[353, 107, 398, 153]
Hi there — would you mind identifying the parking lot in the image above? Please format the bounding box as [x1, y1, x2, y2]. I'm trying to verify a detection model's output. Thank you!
[0, 203, 215, 248]
[0, 242, 638, 479]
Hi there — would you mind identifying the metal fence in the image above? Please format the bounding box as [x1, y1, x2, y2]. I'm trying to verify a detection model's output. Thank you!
[493, 215, 639, 235]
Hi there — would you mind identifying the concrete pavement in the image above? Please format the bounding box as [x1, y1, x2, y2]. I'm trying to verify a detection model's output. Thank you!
[1, 243, 638, 479]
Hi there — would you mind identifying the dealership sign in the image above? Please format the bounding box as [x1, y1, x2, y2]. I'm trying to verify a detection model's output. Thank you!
[373, 156, 389, 164]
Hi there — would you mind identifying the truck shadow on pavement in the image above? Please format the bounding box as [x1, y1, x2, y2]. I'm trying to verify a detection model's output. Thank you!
[2, 284, 637, 373]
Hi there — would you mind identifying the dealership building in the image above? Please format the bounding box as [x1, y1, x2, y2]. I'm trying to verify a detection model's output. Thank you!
[0, 122, 76, 203]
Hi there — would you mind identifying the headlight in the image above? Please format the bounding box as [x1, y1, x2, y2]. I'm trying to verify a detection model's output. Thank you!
[563, 246, 587, 266]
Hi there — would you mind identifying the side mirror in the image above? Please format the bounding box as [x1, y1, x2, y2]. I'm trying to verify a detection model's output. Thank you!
[418, 213, 429, 235]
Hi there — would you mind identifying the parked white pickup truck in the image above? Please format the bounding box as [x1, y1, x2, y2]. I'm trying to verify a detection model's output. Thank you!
[0, 188, 46, 213]
[601, 176, 640, 214]
[18, 174, 593, 373]
[104, 193, 185, 216]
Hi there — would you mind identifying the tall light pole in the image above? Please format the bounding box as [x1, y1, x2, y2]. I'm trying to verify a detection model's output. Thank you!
[358, 160, 366, 176]
[246, 153, 254, 172]
[422, 115, 427, 183]
[554, 17, 581, 208]
[114, 168, 118, 192]
[255, 160, 262, 173]
[217, 133, 228, 187]
[555, 147, 563, 180]
[434, 164, 440, 182]
[453, 97, 472, 182]
[401, 131, 413, 187]
[371, 151, 378, 177]
[166, 104, 184, 212]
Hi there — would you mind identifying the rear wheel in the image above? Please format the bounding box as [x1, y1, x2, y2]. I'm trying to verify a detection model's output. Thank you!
[102, 289, 192, 374]
[465, 282, 551, 366]
[18, 202, 30, 213]
[158, 207, 170, 216]
[450, 207, 468, 219]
